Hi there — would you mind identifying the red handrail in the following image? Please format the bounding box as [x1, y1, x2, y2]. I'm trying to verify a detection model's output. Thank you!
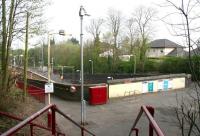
[128, 105, 164, 136]
[0, 111, 65, 136]
[55, 107, 96, 136]
[1, 104, 95, 136]
[1, 104, 54, 136]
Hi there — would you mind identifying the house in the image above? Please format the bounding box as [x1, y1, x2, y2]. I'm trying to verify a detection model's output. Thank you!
[147, 39, 186, 58]
[99, 50, 113, 57]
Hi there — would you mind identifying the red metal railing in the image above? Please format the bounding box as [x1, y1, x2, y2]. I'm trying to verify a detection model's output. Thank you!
[129, 105, 164, 136]
[15, 81, 45, 102]
[1, 104, 95, 136]
[0, 111, 65, 136]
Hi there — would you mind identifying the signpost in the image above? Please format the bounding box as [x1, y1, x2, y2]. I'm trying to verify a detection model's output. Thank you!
[45, 83, 54, 105]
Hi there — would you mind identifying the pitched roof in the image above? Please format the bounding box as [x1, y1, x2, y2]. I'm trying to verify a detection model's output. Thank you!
[191, 47, 200, 55]
[167, 48, 188, 56]
[150, 39, 184, 48]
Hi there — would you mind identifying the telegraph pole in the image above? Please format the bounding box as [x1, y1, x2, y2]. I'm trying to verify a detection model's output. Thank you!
[23, 12, 29, 99]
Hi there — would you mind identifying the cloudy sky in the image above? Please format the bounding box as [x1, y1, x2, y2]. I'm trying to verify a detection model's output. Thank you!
[43, 0, 188, 46]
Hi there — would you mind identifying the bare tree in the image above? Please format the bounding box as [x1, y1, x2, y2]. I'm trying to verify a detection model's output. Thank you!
[161, 0, 200, 135]
[126, 18, 138, 54]
[132, 6, 156, 71]
[0, 0, 48, 92]
[107, 8, 123, 72]
[86, 18, 104, 40]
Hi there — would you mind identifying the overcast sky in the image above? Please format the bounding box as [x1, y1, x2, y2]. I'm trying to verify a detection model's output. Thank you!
[42, 0, 187, 46]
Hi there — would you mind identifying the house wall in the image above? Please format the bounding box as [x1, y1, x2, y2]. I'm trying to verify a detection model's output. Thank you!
[164, 48, 174, 55]
[147, 48, 165, 57]
[147, 47, 175, 57]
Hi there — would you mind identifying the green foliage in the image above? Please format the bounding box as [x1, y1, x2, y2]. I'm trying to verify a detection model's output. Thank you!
[143, 59, 160, 72]
[159, 57, 188, 73]
[116, 61, 132, 73]
[69, 37, 79, 45]
[52, 42, 80, 68]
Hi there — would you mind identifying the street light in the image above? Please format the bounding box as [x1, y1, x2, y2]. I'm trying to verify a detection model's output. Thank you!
[133, 54, 136, 75]
[76, 69, 81, 82]
[61, 66, 64, 80]
[13, 56, 16, 67]
[89, 59, 93, 75]
[20, 54, 23, 66]
[47, 30, 66, 105]
[79, 5, 90, 125]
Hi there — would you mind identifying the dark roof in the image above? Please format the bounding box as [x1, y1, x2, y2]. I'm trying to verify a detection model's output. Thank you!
[150, 39, 184, 48]
[167, 48, 188, 57]
[191, 47, 200, 55]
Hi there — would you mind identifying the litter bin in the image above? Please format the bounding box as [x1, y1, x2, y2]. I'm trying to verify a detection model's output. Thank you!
[89, 86, 107, 105]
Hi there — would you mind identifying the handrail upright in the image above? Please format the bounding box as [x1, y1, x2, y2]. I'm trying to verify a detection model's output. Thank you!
[1, 104, 95, 136]
[129, 105, 165, 136]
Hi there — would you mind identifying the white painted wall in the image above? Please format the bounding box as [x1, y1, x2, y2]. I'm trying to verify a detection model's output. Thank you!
[108, 77, 185, 98]
[147, 47, 175, 57]
[164, 48, 174, 55]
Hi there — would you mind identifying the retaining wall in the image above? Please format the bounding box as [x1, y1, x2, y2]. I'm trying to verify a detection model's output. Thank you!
[108, 74, 189, 98]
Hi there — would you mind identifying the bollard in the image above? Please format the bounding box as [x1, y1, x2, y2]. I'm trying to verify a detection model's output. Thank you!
[146, 106, 155, 136]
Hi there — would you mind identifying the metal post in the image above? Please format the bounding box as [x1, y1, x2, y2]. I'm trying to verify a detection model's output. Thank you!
[41, 42, 44, 72]
[13, 56, 16, 67]
[61, 66, 64, 80]
[33, 58, 35, 69]
[134, 55, 136, 74]
[62, 66, 63, 77]
[91, 61, 93, 75]
[80, 7, 85, 125]
[51, 57, 54, 74]
[51, 107, 56, 135]
[79, 5, 90, 125]
[47, 33, 51, 104]
[81, 127, 84, 136]
[47, 33, 52, 128]
[147, 106, 154, 136]
[30, 124, 33, 136]
[89, 60, 93, 75]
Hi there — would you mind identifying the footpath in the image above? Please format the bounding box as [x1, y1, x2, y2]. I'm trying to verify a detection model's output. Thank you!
[51, 85, 195, 136]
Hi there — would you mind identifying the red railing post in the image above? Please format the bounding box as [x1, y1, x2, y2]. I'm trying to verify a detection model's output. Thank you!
[48, 110, 52, 128]
[81, 127, 85, 136]
[132, 128, 139, 136]
[147, 106, 155, 136]
[30, 124, 33, 136]
[51, 106, 56, 135]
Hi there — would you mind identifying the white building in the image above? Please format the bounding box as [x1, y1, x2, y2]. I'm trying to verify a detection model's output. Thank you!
[147, 39, 186, 58]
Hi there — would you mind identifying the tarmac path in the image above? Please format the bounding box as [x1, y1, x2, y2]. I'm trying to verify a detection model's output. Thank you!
[51, 84, 196, 136]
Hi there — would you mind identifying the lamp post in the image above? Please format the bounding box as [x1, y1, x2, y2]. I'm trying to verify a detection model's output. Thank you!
[20, 54, 23, 67]
[89, 59, 93, 75]
[133, 54, 136, 74]
[51, 57, 54, 75]
[79, 5, 90, 125]
[76, 69, 81, 82]
[61, 66, 64, 80]
[41, 42, 44, 72]
[13, 56, 16, 67]
[47, 30, 66, 105]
